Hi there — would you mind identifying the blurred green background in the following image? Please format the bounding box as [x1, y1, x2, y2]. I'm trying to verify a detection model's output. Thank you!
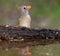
[0, 0, 60, 28]
[0, 0, 60, 56]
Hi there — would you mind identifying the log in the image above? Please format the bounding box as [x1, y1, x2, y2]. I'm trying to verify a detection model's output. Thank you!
[0, 25, 60, 47]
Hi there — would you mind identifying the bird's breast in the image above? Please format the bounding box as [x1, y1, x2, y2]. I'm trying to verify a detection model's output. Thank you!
[19, 15, 31, 28]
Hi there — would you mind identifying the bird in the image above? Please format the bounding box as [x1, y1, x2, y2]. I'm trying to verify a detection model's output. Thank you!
[16, 4, 31, 28]
[16, 4, 32, 56]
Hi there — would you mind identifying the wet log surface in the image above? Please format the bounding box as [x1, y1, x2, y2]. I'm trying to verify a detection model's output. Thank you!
[0, 25, 60, 48]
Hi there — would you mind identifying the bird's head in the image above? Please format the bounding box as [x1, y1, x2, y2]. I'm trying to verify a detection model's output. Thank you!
[16, 4, 31, 16]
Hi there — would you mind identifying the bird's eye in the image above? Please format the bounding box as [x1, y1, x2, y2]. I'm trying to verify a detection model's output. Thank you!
[24, 7, 26, 9]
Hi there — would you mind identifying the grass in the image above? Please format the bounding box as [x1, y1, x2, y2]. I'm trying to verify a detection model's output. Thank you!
[31, 44, 60, 56]
[0, 44, 60, 56]
[0, 49, 18, 56]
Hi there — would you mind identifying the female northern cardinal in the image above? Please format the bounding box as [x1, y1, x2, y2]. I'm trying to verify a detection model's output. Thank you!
[16, 5, 31, 28]
[16, 4, 32, 56]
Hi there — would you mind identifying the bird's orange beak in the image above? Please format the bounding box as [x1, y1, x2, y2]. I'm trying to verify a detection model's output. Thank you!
[26, 5, 31, 10]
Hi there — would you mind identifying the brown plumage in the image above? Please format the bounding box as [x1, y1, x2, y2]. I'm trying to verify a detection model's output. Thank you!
[16, 5, 31, 28]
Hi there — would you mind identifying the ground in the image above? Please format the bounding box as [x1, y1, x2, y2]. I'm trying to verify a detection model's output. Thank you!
[0, 44, 60, 56]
